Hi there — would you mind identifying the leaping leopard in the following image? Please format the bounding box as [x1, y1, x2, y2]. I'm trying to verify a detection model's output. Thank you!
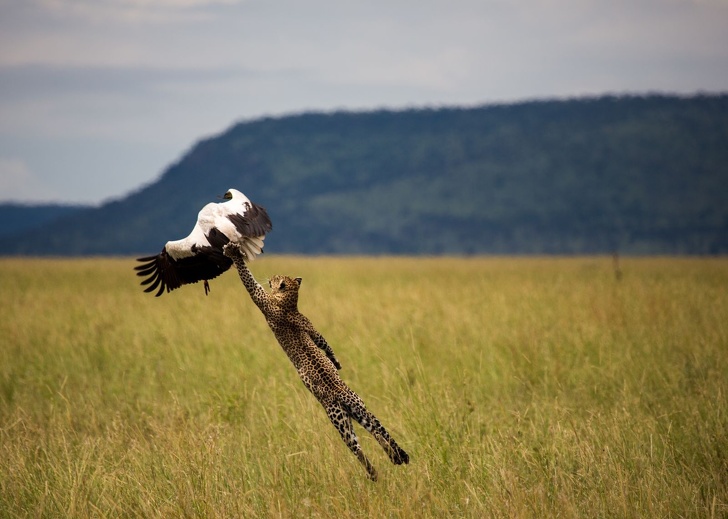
[223, 242, 409, 481]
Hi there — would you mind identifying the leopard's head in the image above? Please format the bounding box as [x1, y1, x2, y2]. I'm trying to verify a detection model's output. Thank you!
[268, 275, 302, 308]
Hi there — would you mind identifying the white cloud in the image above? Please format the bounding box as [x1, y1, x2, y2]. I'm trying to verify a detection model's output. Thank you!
[0, 158, 61, 203]
[34, 0, 246, 23]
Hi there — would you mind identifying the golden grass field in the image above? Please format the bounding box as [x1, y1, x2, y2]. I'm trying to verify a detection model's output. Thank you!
[1, 256, 727, 518]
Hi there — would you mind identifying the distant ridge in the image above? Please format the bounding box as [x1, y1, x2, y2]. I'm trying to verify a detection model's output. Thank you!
[0, 203, 90, 239]
[1, 94, 727, 256]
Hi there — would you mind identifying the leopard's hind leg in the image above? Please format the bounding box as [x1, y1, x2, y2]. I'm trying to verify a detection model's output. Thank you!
[325, 402, 378, 481]
[343, 392, 410, 466]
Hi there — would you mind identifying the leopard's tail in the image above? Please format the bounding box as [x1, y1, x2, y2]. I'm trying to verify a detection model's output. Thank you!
[346, 394, 410, 466]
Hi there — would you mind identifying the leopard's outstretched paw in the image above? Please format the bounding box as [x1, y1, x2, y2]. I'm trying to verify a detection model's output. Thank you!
[223, 242, 246, 259]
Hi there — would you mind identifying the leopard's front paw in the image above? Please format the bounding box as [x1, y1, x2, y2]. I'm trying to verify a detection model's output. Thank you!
[330, 356, 342, 370]
[223, 242, 245, 259]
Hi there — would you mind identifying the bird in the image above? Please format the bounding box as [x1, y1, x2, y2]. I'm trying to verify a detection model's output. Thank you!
[134, 188, 272, 297]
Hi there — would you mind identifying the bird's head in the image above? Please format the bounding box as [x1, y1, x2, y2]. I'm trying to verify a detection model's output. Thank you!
[223, 188, 244, 201]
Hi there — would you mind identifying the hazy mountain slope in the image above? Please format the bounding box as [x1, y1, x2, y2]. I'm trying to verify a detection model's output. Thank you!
[0, 204, 90, 239]
[1, 94, 727, 255]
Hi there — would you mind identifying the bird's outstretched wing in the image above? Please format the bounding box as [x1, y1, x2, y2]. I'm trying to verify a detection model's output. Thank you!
[226, 201, 272, 239]
[134, 242, 232, 297]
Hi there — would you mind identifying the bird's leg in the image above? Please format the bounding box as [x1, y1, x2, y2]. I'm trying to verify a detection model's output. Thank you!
[204, 279, 210, 295]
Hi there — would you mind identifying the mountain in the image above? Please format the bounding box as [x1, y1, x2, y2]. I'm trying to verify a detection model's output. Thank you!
[1, 94, 727, 256]
[0, 203, 90, 239]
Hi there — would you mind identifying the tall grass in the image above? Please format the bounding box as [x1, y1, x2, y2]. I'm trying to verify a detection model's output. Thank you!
[1, 256, 726, 517]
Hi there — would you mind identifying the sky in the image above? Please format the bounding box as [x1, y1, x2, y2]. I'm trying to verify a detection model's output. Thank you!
[1, 0, 727, 205]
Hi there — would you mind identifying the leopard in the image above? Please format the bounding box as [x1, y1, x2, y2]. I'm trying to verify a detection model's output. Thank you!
[223, 242, 409, 481]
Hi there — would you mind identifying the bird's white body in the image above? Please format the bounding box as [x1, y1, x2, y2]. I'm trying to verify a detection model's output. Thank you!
[165, 189, 265, 261]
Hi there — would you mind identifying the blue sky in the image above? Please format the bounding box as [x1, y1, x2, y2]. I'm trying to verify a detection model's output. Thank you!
[1, 0, 727, 205]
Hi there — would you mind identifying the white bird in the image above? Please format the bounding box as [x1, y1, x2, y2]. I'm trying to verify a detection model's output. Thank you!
[135, 188, 272, 296]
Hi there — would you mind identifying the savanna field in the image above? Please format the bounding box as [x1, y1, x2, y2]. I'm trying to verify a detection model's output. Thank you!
[1, 256, 727, 518]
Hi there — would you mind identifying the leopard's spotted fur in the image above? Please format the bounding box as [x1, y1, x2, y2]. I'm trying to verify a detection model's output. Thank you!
[223, 243, 409, 481]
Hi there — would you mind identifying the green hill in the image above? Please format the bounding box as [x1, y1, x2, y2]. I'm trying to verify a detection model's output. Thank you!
[2, 94, 727, 255]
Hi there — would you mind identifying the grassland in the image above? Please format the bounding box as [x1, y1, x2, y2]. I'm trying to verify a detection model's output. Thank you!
[1, 256, 727, 518]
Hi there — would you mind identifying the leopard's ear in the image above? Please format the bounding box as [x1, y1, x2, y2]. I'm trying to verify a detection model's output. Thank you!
[294, 277, 302, 286]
